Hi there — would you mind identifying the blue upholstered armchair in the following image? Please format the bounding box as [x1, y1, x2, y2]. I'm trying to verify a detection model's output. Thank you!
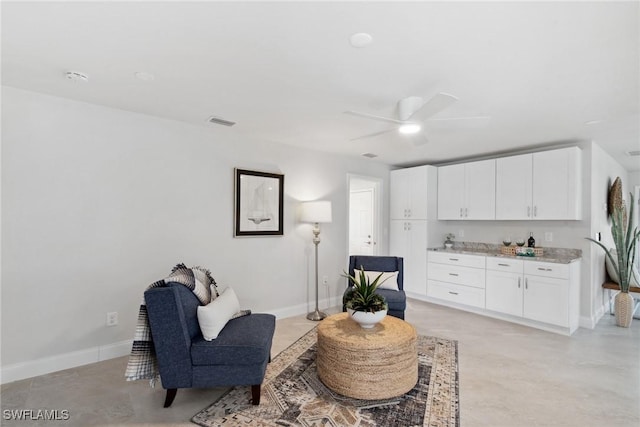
[343, 255, 406, 319]
[144, 283, 275, 407]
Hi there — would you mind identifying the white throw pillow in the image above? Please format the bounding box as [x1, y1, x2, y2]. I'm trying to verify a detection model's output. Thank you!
[605, 248, 640, 286]
[354, 269, 400, 291]
[197, 287, 241, 340]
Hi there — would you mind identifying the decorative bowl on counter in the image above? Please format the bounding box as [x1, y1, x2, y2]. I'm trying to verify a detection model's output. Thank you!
[502, 238, 512, 247]
[516, 239, 526, 246]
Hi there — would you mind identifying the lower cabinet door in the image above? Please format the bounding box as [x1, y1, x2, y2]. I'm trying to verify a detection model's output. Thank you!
[523, 275, 569, 327]
[486, 271, 523, 317]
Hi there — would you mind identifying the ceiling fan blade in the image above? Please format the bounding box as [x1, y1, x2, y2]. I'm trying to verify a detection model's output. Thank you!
[349, 128, 397, 141]
[344, 110, 405, 125]
[408, 134, 429, 146]
[408, 92, 458, 122]
[429, 115, 491, 122]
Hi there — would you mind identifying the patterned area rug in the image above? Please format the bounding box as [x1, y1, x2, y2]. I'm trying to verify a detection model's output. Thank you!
[191, 327, 459, 426]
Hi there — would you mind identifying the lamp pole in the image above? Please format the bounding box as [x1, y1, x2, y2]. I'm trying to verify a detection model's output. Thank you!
[307, 222, 327, 321]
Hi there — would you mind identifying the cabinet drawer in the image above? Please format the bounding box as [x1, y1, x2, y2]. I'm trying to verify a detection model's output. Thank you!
[427, 280, 485, 308]
[524, 261, 569, 279]
[428, 251, 486, 268]
[427, 262, 486, 288]
[486, 256, 524, 274]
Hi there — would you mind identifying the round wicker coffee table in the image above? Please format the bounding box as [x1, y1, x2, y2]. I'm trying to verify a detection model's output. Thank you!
[316, 312, 418, 400]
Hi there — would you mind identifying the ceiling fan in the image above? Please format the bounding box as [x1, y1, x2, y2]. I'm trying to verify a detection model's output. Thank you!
[344, 93, 489, 146]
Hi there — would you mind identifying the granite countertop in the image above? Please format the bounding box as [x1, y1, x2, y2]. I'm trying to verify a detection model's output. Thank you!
[428, 242, 582, 264]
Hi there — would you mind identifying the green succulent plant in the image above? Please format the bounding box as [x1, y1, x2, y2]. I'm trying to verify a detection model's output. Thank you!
[587, 192, 640, 293]
[343, 267, 388, 313]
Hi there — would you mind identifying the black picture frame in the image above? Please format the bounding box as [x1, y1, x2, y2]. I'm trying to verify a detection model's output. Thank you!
[234, 168, 284, 237]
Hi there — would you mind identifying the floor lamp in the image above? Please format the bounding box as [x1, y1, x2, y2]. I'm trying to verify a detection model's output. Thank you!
[300, 200, 332, 321]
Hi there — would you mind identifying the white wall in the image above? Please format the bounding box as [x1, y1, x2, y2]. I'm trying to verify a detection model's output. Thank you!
[629, 171, 640, 188]
[0, 87, 390, 380]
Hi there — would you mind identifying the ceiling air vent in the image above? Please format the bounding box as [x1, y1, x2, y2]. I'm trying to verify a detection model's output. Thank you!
[361, 152, 378, 158]
[626, 150, 640, 157]
[207, 116, 236, 127]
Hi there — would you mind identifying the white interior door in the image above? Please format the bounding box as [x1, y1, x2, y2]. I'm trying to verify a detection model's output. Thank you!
[349, 189, 375, 255]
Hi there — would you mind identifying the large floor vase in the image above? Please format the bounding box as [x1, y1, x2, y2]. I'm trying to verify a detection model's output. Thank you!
[347, 308, 387, 329]
[615, 292, 634, 327]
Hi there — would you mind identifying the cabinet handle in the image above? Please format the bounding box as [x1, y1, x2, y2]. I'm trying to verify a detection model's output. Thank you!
[408, 208, 411, 217]
[518, 277, 521, 288]
[460, 208, 463, 218]
[449, 273, 459, 277]
[537, 267, 552, 272]
[498, 263, 510, 267]
[448, 291, 459, 295]
[534, 206, 538, 217]
[525, 278, 528, 289]
[449, 258, 459, 262]
[465, 208, 468, 217]
[527, 206, 531, 217]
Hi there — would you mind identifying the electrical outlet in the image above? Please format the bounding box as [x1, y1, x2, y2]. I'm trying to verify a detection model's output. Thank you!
[106, 312, 118, 327]
[458, 229, 464, 238]
[545, 232, 553, 242]
[322, 276, 329, 285]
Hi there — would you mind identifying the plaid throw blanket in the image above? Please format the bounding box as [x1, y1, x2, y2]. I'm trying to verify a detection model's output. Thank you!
[124, 263, 217, 383]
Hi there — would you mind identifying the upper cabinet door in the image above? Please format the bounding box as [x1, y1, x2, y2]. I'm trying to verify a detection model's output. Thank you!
[391, 166, 429, 220]
[438, 164, 466, 220]
[409, 166, 428, 220]
[390, 168, 410, 220]
[532, 147, 582, 220]
[495, 153, 533, 220]
[465, 159, 496, 220]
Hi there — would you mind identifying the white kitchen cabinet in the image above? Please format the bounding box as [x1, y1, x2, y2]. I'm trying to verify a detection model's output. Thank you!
[495, 147, 581, 220]
[523, 275, 569, 327]
[523, 261, 572, 327]
[427, 252, 486, 308]
[485, 258, 524, 317]
[390, 220, 427, 295]
[484, 257, 580, 333]
[438, 159, 495, 220]
[390, 166, 430, 220]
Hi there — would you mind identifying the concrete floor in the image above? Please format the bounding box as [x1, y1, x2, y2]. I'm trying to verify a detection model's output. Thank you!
[1, 300, 638, 426]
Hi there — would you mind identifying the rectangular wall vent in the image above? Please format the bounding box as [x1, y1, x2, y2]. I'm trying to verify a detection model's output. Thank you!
[207, 116, 236, 127]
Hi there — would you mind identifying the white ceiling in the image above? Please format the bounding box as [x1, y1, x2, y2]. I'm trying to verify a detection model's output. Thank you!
[2, 1, 639, 170]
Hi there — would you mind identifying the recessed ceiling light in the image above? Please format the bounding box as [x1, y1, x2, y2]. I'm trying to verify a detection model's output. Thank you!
[134, 71, 155, 81]
[361, 152, 378, 158]
[626, 150, 640, 157]
[349, 32, 373, 48]
[399, 124, 421, 134]
[585, 119, 603, 125]
[65, 71, 88, 83]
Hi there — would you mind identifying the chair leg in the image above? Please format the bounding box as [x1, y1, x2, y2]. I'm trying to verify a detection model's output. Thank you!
[164, 388, 177, 408]
[251, 384, 261, 405]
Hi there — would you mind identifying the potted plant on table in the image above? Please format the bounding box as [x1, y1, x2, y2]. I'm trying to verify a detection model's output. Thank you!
[343, 268, 389, 329]
[587, 192, 640, 327]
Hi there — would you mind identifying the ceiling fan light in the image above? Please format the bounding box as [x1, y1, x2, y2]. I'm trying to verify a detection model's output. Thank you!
[399, 124, 421, 134]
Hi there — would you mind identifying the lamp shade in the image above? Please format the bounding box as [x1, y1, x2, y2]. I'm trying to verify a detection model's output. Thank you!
[300, 201, 332, 223]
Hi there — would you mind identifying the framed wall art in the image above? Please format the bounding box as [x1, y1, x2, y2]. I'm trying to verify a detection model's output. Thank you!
[234, 168, 284, 236]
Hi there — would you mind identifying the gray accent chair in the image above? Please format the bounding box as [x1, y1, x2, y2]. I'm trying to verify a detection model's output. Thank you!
[343, 255, 406, 319]
[144, 282, 275, 407]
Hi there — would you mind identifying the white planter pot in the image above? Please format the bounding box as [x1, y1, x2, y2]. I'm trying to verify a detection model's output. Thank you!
[347, 308, 387, 329]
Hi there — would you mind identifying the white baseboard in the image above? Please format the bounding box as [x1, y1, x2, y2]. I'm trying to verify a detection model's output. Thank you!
[1, 340, 132, 385]
[267, 296, 342, 319]
[1, 297, 343, 385]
